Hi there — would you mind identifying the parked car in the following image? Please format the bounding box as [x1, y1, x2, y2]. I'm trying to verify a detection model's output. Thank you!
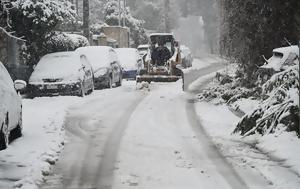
[28, 52, 94, 97]
[257, 45, 299, 83]
[180, 45, 193, 68]
[76, 46, 122, 88]
[0, 62, 26, 150]
[115, 48, 144, 79]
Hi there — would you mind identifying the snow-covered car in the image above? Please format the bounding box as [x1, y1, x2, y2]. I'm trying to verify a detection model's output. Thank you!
[0, 62, 26, 150]
[115, 48, 144, 79]
[258, 45, 299, 83]
[28, 52, 94, 97]
[76, 46, 122, 88]
[180, 45, 193, 68]
[137, 44, 149, 58]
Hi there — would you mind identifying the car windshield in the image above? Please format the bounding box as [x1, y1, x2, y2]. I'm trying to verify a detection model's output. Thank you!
[30, 53, 81, 81]
[76, 47, 110, 70]
[36, 55, 80, 72]
[116, 49, 138, 70]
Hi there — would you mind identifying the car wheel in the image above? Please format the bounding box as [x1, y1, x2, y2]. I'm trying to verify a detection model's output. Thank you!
[80, 82, 85, 97]
[116, 76, 122, 87]
[107, 76, 112, 89]
[0, 113, 10, 150]
[9, 111, 22, 142]
[90, 81, 94, 93]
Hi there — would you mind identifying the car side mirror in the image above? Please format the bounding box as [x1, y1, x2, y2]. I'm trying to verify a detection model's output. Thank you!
[14, 80, 27, 92]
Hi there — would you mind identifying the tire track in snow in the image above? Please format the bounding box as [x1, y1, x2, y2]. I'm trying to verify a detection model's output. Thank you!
[185, 65, 249, 189]
[186, 98, 249, 189]
[41, 84, 147, 189]
[94, 94, 146, 189]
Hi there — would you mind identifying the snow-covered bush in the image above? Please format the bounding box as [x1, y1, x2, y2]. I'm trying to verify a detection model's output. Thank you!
[90, 23, 108, 35]
[43, 32, 89, 54]
[9, 0, 76, 65]
[198, 68, 260, 105]
[233, 65, 299, 137]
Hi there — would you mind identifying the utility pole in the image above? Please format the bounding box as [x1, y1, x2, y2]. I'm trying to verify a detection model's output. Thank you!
[118, 0, 121, 26]
[164, 0, 170, 33]
[76, 0, 79, 14]
[123, 0, 126, 27]
[83, 0, 90, 42]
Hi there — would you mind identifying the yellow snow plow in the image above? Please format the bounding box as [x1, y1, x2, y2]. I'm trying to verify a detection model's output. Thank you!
[136, 33, 182, 83]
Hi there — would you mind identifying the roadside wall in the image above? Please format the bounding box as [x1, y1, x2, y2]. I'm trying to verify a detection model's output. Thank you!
[0, 31, 30, 81]
[102, 26, 129, 48]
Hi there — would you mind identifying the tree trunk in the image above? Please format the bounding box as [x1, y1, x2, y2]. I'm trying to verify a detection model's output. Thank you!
[83, 0, 90, 42]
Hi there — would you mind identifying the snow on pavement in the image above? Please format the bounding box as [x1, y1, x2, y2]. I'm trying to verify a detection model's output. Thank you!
[195, 101, 300, 189]
[113, 81, 232, 189]
[0, 96, 82, 189]
[113, 81, 273, 189]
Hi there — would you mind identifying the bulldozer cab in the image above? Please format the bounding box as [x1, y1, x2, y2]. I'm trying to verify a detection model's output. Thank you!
[136, 33, 182, 83]
[150, 34, 175, 66]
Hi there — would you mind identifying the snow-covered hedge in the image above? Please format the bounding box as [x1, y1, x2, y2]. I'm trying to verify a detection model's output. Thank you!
[234, 65, 299, 137]
[10, 0, 76, 66]
[198, 70, 259, 105]
[43, 32, 89, 54]
[198, 62, 299, 138]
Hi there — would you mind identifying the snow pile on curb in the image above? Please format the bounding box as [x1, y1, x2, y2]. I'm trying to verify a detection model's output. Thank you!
[194, 60, 300, 183]
[234, 65, 299, 137]
[0, 97, 80, 189]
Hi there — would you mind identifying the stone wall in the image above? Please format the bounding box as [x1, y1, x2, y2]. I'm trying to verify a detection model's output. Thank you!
[0, 31, 30, 81]
[102, 26, 129, 48]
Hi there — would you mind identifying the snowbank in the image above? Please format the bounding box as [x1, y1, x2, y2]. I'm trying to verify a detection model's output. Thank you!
[194, 59, 300, 187]
[0, 96, 81, 189]
[195, 101, 300, 189]
[234, 65, 299, 137]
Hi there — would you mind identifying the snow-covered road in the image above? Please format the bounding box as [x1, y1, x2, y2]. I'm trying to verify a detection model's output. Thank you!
[1, 57, 299, 189]
[40, 57, 272, 189]
[41, 82, 147, 189]
[111, 81, 272, 189]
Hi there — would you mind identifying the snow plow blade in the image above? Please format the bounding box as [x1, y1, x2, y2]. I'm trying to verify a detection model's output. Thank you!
[136, 75, 181, 83]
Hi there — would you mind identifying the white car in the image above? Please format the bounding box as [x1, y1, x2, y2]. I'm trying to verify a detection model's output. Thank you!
[258, 45, 299, 83]
[0, 62, 26, 150]
[115, 48, 144, 79]
[261, 45, 299, 71]
[76, 46, 123, 89]
[28, 52, 94, 97]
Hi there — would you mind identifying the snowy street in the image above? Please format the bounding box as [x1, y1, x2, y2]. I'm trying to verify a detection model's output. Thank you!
[0, 1, 299, 189]
[0, 57, 299, 189]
